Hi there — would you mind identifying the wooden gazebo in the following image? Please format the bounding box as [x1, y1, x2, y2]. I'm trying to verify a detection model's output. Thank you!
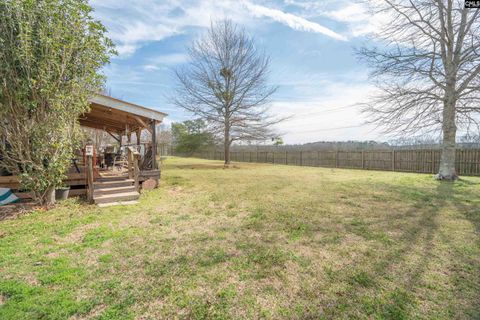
[0, 93, 168, 205]
[79, 94, 167, 204]
[81, 94, 166, 157]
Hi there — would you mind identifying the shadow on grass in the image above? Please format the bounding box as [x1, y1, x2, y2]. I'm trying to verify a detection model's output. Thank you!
[317, 180, 480, 319]
[435, 182, 480, 318]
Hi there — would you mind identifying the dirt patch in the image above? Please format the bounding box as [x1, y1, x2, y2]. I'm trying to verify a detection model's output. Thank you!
[167, 186, 183, 196]
[0, 202, 40, 221]
[69, 304, 106, 320]
[83, 248, 110, 267]
[132, 299, 166, 319]
[24, 275, 39, 286]
[0, 294, 6, 305]
[45, 251, 61, 259]
[59, 223, 100, 244]
[118, 213, 151, 229]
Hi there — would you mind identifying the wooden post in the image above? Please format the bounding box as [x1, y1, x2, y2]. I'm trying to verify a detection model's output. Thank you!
[362, 151, 365, 169]
[118, 131, 123, 149]
[86, 155, 94, 203]
[136, 129, 141, 145]
[300, 151, 303, 166]
[134, 153, 140, 191]
[285, 151, 288, 165]
[273, 151, 275, 164]
[335, 151, 339, 168]
[151, 120, 157, 169]
[127, 147, 134, 179]
[392, 150, 396, 171]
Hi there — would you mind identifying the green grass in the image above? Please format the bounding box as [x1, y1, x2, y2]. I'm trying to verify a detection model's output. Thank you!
[0, 157, 479, 319]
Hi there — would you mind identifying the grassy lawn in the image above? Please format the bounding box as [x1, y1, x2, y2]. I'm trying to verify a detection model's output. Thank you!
[0, 157, 479, 319]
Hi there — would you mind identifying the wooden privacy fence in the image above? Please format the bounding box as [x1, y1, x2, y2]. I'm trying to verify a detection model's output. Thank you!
[181, 149, 480, 176]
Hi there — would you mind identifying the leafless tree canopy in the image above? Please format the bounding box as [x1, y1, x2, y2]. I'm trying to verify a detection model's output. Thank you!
[172, 20, 280, 164]
[358, 0, 480, 179]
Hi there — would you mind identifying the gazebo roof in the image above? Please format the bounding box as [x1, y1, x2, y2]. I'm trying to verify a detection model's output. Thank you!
[79, 93, 167, 133]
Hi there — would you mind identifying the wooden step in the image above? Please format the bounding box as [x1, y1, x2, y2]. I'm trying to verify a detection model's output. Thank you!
[93, 191, 140, 204]
[93, 185, 136, 196]
[93, 179, 134, 189]
[97, 175, 129, 182]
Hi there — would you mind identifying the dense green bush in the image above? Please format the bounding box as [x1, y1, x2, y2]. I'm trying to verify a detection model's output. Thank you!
[0, 0, 115, 203]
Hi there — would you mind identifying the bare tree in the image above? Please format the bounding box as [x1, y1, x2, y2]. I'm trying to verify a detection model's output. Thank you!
[358, 1, 480, 180]
[172, 20, 280, 166]
[82, 128, 118, 148]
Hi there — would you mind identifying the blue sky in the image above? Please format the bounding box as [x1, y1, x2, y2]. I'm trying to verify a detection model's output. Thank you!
[90, 0, 385, 144]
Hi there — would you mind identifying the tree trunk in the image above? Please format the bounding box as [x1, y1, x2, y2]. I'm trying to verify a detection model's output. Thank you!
[43, 186, 56, 206]
[224, 126, 230, 166]
[437, 96, 458, 180]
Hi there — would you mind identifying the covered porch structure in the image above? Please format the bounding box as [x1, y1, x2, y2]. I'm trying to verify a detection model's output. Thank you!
[0, 94, 167, 205]
[81, 94, 167, 171]
[79, 94, 167, 204]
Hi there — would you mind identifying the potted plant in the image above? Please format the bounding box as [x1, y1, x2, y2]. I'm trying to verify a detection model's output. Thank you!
[55, 185, 70, 201]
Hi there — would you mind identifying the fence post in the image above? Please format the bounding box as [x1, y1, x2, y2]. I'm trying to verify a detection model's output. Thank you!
[431, 149, 435, 174]
[300, 151, 303, 166]
[273, 151, 275, 164]
[392, 150, 395, 171]
[362, 151, 365, 169]
[335, 151, 339, 168]
[285, 151, 288, 165]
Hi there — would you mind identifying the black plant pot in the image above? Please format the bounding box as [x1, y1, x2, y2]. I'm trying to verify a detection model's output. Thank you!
[55, 187, 70, 201]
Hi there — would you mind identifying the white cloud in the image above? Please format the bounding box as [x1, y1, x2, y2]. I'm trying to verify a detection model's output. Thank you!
[92, 0, 348, 57]
[114, 22, 179, 44]
[269, 78, 381, 143]
[143, 53, 188, 71]
[321, 2, 391, 38]
[92, 0, 251, 57]
[143, 64, 160, 71]
[115, 44, 138, 57]
[283, 0, 388, 38]
[325, 3, 369, 22]
[150, 53, 188, 65]
[244, 1, 347, 41]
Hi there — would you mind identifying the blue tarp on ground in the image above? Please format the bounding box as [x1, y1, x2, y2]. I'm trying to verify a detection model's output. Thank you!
[0, 188, 20, 206]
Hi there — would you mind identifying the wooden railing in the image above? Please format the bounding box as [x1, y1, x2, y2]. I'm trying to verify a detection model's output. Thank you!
[127, 147, 140, 191]
[0, 172, 87, 191]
